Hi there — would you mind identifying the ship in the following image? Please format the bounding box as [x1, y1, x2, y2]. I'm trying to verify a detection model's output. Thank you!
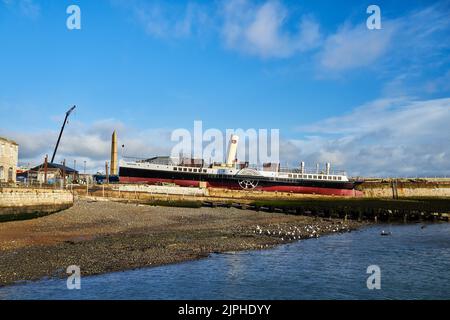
[119, 135, 363, 196]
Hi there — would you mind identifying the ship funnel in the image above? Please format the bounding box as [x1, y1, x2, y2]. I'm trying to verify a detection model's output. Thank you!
[300, 161, 305, 174]
[326, 162, 331, 175]
[226, 135, 239, 167]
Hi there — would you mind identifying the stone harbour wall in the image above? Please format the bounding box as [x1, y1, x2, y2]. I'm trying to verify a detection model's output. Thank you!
[115, 184, 208, 196]
[360, 181, 450, 198]
[0, 188, 74, 221]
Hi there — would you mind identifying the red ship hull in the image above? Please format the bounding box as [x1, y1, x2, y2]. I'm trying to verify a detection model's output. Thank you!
[119, 176, 363, 197]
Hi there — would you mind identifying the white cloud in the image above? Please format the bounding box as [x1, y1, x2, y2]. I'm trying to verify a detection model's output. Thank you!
[118, 0, 214, 39]
[318, 3, 450, 73]
[2, 0, 40, 19]
[221, 0, 321, 58]
[112, 0, 450, 78]
[424, 70, 450, 94]
[2, 97, 449, 177]
[0, 120, 174, 173]
[285, 97, 450, 177]
[319, 22, 395, 71]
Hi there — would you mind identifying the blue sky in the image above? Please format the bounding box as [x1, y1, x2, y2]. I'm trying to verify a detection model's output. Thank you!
[1, 0, 450, 176]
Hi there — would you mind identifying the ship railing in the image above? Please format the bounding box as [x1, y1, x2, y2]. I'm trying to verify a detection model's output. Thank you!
[243, 165, 347, 176]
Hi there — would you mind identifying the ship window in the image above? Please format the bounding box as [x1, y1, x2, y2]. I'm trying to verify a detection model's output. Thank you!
[338, 176, 342, 180]
[308, 175, 312, 179]
[333, 176, 337, 180]
[313, 175, 317, 179]
[318, 176, 322, 179]
[203, 169, 207, 173]
[183, 168, 187, 172]
[173, 167, 177, 171]
[288, 174, 292, 178]
[193, 169, 197, 173]
[188, 168, 192, 172]
[293, 174, 297, 178]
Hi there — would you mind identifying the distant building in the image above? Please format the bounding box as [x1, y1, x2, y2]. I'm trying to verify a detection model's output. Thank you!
[0, 136, 18, 183]
[26, 163, 79, 185]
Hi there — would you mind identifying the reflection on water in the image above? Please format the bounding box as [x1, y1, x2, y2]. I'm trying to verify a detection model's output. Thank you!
[1, 223, 449, 300]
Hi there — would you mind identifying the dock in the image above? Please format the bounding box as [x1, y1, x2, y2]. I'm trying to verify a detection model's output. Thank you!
[69, 182, 450, 223]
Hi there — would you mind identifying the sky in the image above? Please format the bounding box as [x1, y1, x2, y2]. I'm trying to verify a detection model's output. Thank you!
[0, 0, 449, 177]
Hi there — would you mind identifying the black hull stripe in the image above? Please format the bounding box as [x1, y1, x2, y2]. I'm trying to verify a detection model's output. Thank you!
[119, 167, 356, 190]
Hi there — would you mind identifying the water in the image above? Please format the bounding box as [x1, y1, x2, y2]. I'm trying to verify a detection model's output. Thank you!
[1, 223, 449, 300]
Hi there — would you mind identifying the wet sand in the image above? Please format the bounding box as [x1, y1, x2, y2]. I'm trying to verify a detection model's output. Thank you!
[0, 198, 365, 287]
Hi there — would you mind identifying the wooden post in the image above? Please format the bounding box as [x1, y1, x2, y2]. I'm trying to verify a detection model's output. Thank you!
[105, 161, 109, 185]
[44, 155, 48, 185]
[62, 159, 66, 189]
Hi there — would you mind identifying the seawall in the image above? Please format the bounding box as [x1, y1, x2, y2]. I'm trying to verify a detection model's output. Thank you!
[360, 179, 450, 198]
[0, 188, 74, 222]
[75, 179, 450, 203]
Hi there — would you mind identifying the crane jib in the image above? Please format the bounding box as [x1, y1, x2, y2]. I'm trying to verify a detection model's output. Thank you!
[50, 105, 76, 164]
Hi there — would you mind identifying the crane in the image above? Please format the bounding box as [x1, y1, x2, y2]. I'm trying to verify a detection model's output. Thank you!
[51, 105, 76, 163]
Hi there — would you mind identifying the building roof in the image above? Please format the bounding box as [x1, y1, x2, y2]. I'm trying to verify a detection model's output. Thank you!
[30, 163, 78, 174]
[0, 136, 18, 146]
